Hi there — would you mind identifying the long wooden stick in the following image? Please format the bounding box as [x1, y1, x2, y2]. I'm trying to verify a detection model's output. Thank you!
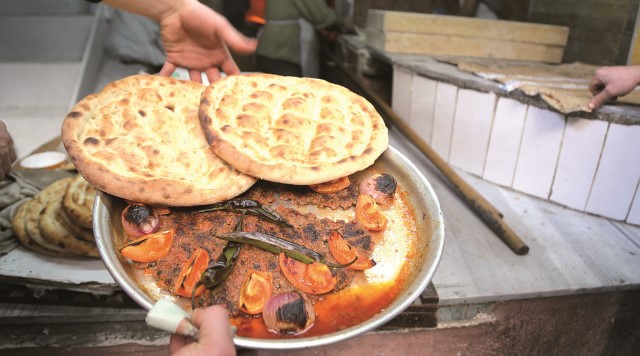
[336, 65, 529, 255]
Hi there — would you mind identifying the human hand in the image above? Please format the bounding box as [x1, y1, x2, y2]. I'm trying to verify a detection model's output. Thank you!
[0, 121, 17, 180]
[156, 0, 257, 83]
[169, 305, 236, 356]
[588, 65, 640, 110]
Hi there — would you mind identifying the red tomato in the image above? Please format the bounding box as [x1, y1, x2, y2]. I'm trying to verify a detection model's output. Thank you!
[279, 253, 336, 295]
[309, 176, 350, 194]
[173, 248, 209, 298]
[355, 194, 387, 231]
[328, 230, 376, 271]
[119, 229, 175, 262]
[238, 270, 273, 315]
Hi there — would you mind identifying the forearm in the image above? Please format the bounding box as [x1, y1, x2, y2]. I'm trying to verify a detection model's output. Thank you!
[100, 0, 191, 22]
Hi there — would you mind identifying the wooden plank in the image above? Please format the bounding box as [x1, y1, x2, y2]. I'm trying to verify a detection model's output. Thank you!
[367, 10, 569, 46]
[365, 28, 565, 63]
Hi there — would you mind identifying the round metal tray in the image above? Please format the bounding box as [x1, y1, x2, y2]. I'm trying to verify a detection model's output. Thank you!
[93, 145, 445, 349]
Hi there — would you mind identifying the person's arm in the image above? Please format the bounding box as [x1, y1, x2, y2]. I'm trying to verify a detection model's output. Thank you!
[294, 0, 337, 29]
[0, 121, 16, 180]
[588, 65, 640, 110]
[101, 0, 257, 82]
[169, 305, 236, 356]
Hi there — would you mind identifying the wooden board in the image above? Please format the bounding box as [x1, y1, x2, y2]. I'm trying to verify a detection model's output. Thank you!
[365, 10, 568, 63]
[367, 10, 569, 46]
[366, 28, 566, 63]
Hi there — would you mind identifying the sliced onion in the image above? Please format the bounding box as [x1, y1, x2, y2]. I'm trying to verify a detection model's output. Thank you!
[358, 173, 397, 205]
[262, 291, 315, 334]
[121, 203, 161, 238]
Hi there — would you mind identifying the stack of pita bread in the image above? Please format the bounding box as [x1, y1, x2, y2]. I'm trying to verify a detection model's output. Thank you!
[12, 173, 99, 258]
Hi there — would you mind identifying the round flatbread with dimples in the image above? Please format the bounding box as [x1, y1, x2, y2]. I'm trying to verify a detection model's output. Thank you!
[62, 74, 257, 207]
[198, 73, 388, 185]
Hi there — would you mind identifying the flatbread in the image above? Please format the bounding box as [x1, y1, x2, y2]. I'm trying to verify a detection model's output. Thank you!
[24, 179, 75, 253]
[40, 198, 99, 258]
[199, 73, 389, 185]
[62, 173, 96, 229]
[12, 199, 73, 257]
[61, 74, 257, 207]
[56, 206, 95, 242]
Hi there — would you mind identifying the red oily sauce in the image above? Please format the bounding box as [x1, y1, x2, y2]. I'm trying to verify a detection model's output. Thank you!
[123, 173, 422, 340]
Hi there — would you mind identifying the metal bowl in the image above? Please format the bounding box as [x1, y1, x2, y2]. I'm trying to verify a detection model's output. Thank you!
[93, 145, 445, 349]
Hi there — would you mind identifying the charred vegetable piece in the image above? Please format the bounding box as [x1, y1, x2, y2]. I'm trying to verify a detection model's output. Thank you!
[173, 248, 209, 298]
[355, 194, 388, 231]
[121, 203, 161, 238]
[217, 231, 354, 268]
[191, 217, 245, 308]
[359, 173, 397, 205]
[195, 198, 293, 228]
[262, 291, 315, 334]
[238, 269, 273, 315]
[119, 229, 175, 262]
[328, 230, 376, 271]
[309, 176, 350, 194]
[279, 253, 336, 295]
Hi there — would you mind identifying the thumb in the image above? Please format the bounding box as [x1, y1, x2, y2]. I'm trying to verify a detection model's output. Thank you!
[213, 17, 257, 54]
[588, 90, 610, 110]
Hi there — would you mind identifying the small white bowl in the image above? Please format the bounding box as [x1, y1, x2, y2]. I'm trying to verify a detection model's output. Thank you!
[19, 151, 67, 170]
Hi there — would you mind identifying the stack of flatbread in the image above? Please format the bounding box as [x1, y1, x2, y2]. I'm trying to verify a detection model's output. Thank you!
[12, 173, 99, 258]
[61, 73, 388, 206]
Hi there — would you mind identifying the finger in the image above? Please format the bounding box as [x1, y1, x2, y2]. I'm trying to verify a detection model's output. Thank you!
[219, 56, 240, 77]
[588, 90, 610, 110]
[205, 68, 222, 83]
[191, 306, 235, 354]
[189, 70, 202, 83]
[211, 15, 258, 54]
[159, 62, 177, 77]
[168, 333, 190, 354]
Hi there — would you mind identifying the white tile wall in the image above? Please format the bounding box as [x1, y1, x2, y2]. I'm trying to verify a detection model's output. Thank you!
[449, 89, 496, 176]
[586, 124, 640, 220]
[627, 190, 640, 225]
[550, 117, 608, 211]
[391, 66, 413, 123]
[512, 106, 566, 199]
[389, 71, 640, 226]
[483, 97, 527, 186]
[430, 82, 458, 161]
[409, 75, 437, 145]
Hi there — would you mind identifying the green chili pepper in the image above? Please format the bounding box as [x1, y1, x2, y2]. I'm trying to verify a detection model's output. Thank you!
[217, 231, 355, 268]
[195, 198, 293, 228]
[191, 216, 244, 308]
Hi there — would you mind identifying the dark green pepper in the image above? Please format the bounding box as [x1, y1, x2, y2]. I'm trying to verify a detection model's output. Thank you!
[195, 198, 293, 228]
[217, 231, 355, 268]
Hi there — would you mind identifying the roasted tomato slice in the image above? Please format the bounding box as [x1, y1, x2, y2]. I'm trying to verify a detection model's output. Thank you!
[328, 230, 376, 271]
[119, 229, 175, 262]
[279, 253, 336, 295]
[309, 176, 350, 194]
[238, 269, 273, 315]
[173, 248, 209, 298]
[355, 194, 388, 231]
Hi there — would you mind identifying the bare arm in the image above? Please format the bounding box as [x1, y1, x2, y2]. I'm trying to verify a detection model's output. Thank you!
[101, 0, 257, 82]
[588, 65, 640, 110]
